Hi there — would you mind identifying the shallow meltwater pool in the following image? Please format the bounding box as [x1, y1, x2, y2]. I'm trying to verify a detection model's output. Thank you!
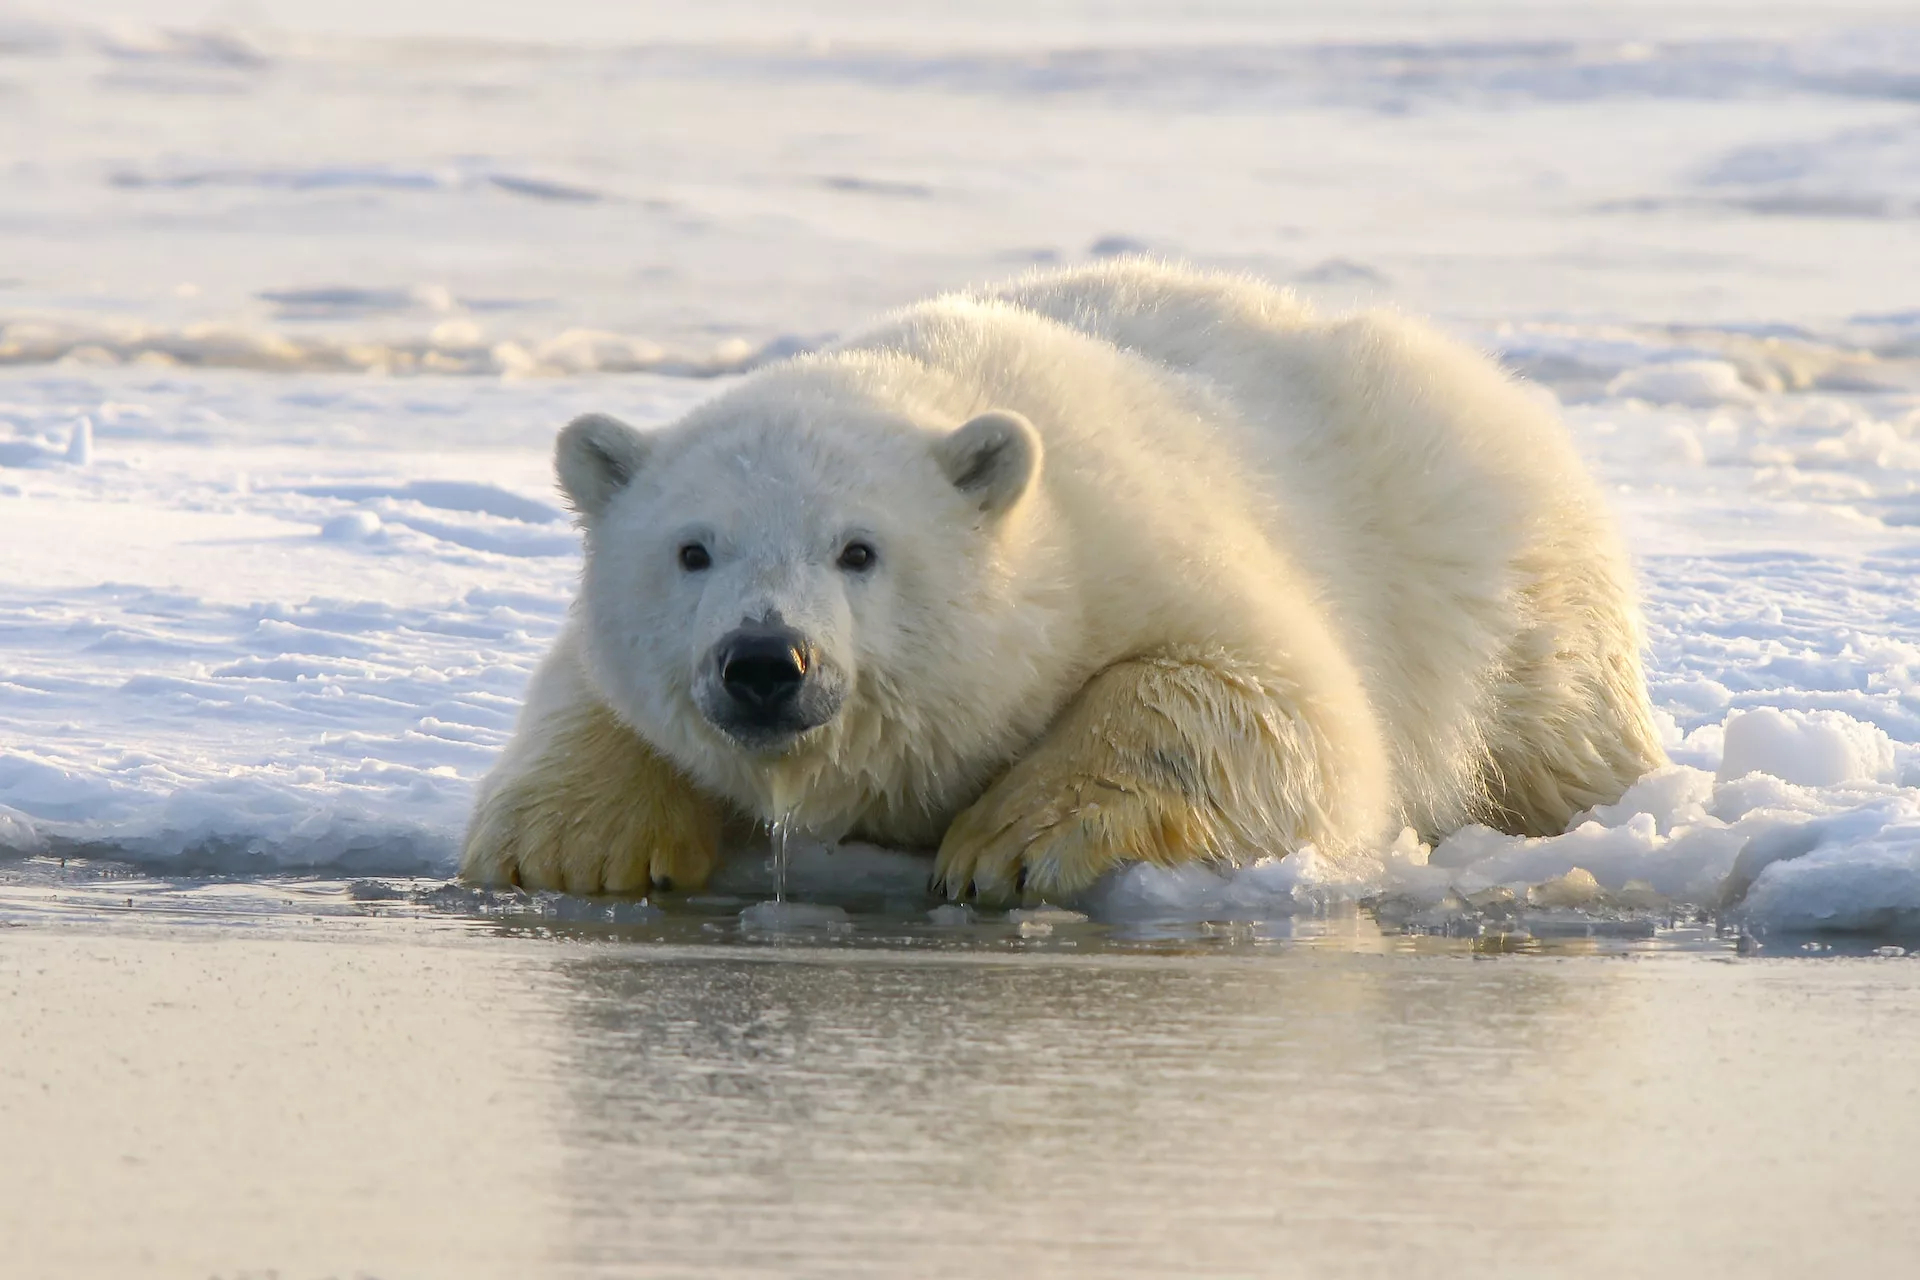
[5, 863, 1919, 1279]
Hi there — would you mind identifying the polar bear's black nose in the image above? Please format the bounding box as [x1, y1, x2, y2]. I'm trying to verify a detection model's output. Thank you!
[718, 628, 811, 713]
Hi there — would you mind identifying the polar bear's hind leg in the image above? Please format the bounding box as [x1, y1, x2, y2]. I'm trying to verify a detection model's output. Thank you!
[1479, 573, 1668, 838]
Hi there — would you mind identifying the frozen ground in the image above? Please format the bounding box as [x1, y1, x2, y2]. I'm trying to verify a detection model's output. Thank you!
[3, 1, 1920, 940]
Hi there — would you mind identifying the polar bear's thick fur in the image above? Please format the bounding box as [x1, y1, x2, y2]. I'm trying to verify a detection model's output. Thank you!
[462, 261, 1665, 901]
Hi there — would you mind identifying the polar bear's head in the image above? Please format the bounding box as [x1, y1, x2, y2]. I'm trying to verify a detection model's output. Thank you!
[556, 361, 1058, 837]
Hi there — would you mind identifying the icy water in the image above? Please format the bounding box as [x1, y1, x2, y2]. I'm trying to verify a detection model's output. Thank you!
[6, 868, 1920, 1278]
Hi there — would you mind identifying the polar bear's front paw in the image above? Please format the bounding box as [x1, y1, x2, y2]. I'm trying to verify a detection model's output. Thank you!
[934, 770, 1211, 906]
[462, 790, 719, 895]
[460, 702, 725, 895]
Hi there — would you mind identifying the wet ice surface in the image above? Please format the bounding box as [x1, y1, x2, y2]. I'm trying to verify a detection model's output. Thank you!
[6, 864, 1920, 1278]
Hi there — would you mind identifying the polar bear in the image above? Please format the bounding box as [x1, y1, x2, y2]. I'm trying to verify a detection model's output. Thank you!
[461, 260, 1665, 901]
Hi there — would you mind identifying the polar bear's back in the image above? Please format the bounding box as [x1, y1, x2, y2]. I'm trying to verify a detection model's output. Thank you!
[985, 260, 1660, 837]
[985, 260, 1600, 550]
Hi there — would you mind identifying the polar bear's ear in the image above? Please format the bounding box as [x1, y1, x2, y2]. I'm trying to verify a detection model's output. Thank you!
[556, 413, 649, 518]
[934, 410, 1043, 516]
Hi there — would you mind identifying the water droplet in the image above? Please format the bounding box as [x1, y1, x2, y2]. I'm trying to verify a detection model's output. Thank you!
[770, 811, 795, 903]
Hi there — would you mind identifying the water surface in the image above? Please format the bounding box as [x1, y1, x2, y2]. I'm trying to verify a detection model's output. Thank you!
[5, 867, 1918, 1278]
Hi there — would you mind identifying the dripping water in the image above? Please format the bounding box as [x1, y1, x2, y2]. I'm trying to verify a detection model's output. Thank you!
[766, 765, 803, 904]
[770, 811, 795, 903]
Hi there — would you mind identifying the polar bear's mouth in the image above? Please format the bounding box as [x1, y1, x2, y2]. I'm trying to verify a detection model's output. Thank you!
[694, 622, 846, 752]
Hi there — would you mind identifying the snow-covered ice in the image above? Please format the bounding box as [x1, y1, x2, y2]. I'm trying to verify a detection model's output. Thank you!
[3, 0, 1920, 939]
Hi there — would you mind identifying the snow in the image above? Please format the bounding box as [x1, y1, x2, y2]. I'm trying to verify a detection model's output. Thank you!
[1606, 360, 1759, 408]
[3, 1, 1920, 939]
[1717, 708, 1897, 788]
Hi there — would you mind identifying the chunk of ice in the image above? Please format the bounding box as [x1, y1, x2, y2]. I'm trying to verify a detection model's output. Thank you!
[1606, 360, 1758, 407]
[64, 416, 93, 466]
[320, 510, 384, 542]
[1718, 708, 1896, 788]
[739, 900, 852, 932]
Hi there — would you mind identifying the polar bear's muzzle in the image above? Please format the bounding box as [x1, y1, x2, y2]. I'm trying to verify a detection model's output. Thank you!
[698, 622, 845, 751]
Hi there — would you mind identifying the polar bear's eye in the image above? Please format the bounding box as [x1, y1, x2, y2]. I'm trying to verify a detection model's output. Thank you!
[677, 543, 712, 572]
[837, 540, 877, 572]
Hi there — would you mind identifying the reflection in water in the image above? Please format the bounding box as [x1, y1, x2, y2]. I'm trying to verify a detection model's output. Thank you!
[539, 947, 1876, 1277]
[6, 876, 1920, 1278]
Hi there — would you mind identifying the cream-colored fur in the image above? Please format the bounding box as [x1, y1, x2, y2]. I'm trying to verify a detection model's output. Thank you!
[461, 260, 1665, 900]
[463, 649, 721, 893]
